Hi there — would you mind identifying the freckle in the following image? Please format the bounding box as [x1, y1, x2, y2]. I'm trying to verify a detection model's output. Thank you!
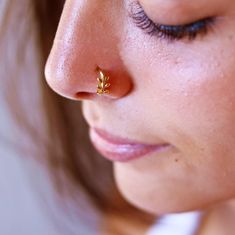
[219, 71, 225, 78]
[174, 159, 179, 162]
[174, 57, 181, 65]
[214, 61, 220, 67]
[229, 34, 234, 41]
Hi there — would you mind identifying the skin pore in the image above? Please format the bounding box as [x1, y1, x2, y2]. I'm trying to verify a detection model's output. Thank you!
[45, 0, 235, 233]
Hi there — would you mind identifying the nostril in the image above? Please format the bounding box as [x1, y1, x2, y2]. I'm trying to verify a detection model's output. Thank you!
[75, 92, 98, 100]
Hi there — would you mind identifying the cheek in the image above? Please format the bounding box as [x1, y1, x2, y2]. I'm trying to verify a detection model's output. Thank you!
[116, 33, 235, 214]
[165, 48, 235, 166]
[122, 30, 235, 159]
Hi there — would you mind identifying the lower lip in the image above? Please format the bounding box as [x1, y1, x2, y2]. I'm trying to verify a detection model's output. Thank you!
[89, 128, 172, 162]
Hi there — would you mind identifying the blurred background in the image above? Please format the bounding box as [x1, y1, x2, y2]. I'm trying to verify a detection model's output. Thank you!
[0, 1, 98, 234]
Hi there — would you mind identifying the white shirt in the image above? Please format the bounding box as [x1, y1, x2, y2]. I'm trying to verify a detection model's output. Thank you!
[146, 210, 203, 235]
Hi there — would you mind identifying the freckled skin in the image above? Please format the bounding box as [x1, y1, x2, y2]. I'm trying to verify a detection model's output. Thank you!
[45, 0, 235, 216]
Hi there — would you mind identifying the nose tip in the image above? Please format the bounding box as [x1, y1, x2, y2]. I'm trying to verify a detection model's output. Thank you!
[44, 52, 101, 101]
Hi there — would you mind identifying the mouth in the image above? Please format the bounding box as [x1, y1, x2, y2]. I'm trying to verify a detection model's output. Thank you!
[89, 127, 172, 162]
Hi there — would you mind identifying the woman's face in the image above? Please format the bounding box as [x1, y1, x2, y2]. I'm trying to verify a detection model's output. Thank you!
[45, 0, 235, 215]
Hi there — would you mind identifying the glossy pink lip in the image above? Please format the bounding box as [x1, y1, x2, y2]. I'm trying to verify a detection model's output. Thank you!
[89, 127, 172, 162]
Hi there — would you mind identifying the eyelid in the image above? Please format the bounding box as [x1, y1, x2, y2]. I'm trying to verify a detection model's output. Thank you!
[128, 1, 217, 41]
[129, 1, 210, 27]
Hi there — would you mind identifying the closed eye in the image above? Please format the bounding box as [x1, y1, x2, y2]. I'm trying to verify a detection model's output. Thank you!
[128, 1, 216, 42]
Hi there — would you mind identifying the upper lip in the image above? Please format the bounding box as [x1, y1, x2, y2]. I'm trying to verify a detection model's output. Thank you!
[93, 127, 169, 146]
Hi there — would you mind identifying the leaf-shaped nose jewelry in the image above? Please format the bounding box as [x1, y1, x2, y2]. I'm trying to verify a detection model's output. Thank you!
[96, 66, 111, 95]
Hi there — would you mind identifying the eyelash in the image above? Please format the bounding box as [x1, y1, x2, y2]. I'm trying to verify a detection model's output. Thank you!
[129, 1, 216, 42]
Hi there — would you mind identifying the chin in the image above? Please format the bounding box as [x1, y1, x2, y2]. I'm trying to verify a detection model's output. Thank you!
[114, 178, 208, 216]
[113, 163, 220, 216]
[114, 181, 185, 216]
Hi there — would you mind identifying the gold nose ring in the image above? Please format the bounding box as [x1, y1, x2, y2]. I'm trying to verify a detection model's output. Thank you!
[96, 66, 111, 95]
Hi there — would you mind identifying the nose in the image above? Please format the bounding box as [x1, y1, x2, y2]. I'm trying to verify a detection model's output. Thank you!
[45, 0, 133, 101]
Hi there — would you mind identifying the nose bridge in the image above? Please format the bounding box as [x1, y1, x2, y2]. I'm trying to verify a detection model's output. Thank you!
[45, 0, 127, 100]
[57, 1, 116, 51]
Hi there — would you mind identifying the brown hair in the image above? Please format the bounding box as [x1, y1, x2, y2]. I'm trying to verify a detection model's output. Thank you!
[1, 0, 156, 234]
